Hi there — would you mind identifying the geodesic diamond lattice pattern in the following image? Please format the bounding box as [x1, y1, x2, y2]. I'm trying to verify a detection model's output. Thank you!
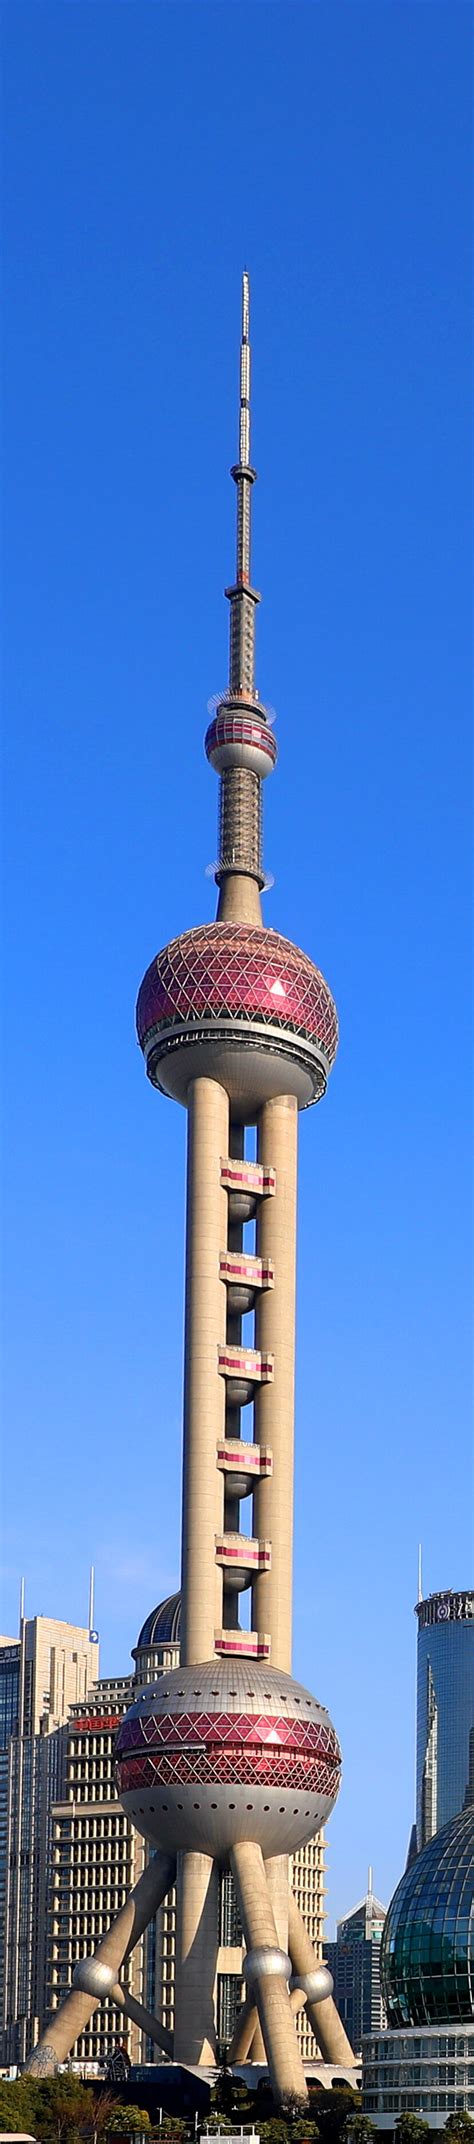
[116, 1749, 337, 1796]
[115, 1706, 341, 1799]
[136, 924, 338, 1062]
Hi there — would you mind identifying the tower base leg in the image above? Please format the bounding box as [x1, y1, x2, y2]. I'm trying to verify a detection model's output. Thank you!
[231, 1841, 307, 2106]
[288, 1890, 356, 2065]
[26, 1852, 176, 2074]
[173, 1849, 219, 2065]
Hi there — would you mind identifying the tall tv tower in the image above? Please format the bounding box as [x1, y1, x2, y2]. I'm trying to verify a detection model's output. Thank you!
[29, 278, 354, 2102]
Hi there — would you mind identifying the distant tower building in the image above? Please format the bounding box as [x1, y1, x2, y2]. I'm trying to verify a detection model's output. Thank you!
[416, 1590, 474, 1850]
[28, 276, 355, 2101]
[0, 1612, 98, 2065]
[325, 1873, 386, 2054]
[46, 1672, 144, 2068]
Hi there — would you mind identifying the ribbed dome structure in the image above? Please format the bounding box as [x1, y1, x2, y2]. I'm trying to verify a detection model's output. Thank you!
[135, 1593, 182, 1650]
[381, 1805, 474, 2026]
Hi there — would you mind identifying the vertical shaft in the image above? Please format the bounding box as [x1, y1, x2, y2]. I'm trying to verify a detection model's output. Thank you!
[173, 1852, 219, 2065]
[253, 1094, 298, 1670]
[231, 1842, 307, 2103]
[180, 1077, 229, 1664]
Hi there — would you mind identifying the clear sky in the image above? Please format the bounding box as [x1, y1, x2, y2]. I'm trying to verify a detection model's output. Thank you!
[1, 2, 472, 1930]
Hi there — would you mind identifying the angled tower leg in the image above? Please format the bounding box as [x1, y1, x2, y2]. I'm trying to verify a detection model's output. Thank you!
[231, 1842, 307, 2104]
[249, 1853, 289, 2062]
[26, 1851, 176, 2074]
[288, 1890, 356, 2066]
[112, 1981, 173, 2057]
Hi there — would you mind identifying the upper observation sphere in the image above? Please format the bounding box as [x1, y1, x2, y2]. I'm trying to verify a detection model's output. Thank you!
[136, 921, 338, 1116]
[115, 1656, 342, 1861]
[381, 1806, 474, 2027]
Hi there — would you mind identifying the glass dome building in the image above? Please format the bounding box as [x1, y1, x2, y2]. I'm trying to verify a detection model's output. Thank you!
[363, 1807, 474, 2128]
[381, 1805, 474, 2027]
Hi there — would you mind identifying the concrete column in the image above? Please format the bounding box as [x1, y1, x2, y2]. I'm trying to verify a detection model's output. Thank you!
[181, 1077, 229, 1663]
[288, 1890, 356, 2066]
[173, 1850, 219, 2065]
[26, 1851, 176, 2074]
[112, 1980, 173, 2058]
[250, 1854, 289, 2061]
[253, 1094, 298, 1671]
[231, 1841, 307, 2105]
[217, 875, 262, 926]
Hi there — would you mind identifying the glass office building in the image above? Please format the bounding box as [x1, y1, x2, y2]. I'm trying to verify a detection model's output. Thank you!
[416, 1591, 474, 1850]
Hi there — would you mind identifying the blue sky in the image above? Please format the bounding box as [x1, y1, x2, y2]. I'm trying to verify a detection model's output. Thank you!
[1, 2, 472, 1928]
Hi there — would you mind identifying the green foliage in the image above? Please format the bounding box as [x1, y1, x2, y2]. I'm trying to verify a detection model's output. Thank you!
[444, 2121, 474, 2143]
[104, 2107, 151, 2134]
[394, 2117, 431, 2144]
[342, 2118, 376, 2144]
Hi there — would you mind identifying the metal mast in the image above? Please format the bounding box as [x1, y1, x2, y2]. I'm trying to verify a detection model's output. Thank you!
[226, 267, 260, 700]
[205, 273, 277, 914]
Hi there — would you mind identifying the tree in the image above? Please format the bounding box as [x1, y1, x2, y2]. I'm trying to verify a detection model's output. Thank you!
[444, 2121, 474, 2144]
[394, 2117, 431, 2144]
[104, 2108, 151, 2133]
[342, 2118, 376, 2144]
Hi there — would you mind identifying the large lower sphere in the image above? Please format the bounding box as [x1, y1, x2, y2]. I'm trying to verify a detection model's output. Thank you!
[115, 1658, 341, 1860]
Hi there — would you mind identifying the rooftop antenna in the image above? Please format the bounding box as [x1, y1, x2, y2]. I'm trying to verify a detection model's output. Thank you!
[88, 1565, 95, 1634]
[19, 1576, 25, 1629]
[418, 1543, 423, 1604]
[368, 1864, 373, 1897]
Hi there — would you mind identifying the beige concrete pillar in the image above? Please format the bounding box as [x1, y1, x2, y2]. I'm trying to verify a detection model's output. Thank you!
[250, 1854, 289, 2060]
[112, 1980, 173, 2057]
[227, 1990, 257, 2063]
[173, 1850, 219, 2065]
[231, 1841, 307, 2105]
[288, 1890, 356, 2065]
[26, 1851, 176, 2074]
[217, 875, 262, 926]
[181, 1076, 229, 1663]
[253, 1094, 298, 1671]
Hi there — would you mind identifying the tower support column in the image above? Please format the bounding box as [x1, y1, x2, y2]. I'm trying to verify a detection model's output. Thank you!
[173, 1851, 219, 2065]
[231, 1842, 307, 2103]
[25, 1852, 176, 2074]
[181, 1076, 229, 1664]
[253, 1094, 298, 1671]
[288, 1891, 356, 2066]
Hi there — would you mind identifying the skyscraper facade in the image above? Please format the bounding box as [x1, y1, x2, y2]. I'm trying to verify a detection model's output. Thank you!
[416, 1591, 474, 1851]
[28, 278, 355, 2103]
[0, 1616, 99, 2065]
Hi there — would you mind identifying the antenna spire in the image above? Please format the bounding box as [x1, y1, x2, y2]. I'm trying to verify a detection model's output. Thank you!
[205, 274, 277, 917]
[227, 270, 260, 696]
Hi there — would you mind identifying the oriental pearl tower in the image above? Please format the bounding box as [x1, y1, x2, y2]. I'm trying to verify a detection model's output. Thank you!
[28, 278, 354, 2102]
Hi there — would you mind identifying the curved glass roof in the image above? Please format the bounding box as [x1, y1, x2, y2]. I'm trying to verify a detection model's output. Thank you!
[381, 1804, 474, 2026]
[135, 1592, 181, 1649]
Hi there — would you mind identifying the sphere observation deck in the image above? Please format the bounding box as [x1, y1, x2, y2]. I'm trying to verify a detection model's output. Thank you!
[115, 1655, 341, 1861]
[136, 921, 338, 1114]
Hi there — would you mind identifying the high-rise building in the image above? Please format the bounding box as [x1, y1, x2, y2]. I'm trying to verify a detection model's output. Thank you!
[29, 277, 356, 2104]
[325, 1874, 386, 2054]
[0, 1615, 98, 2065]
[415, 1591, 474, 1850]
